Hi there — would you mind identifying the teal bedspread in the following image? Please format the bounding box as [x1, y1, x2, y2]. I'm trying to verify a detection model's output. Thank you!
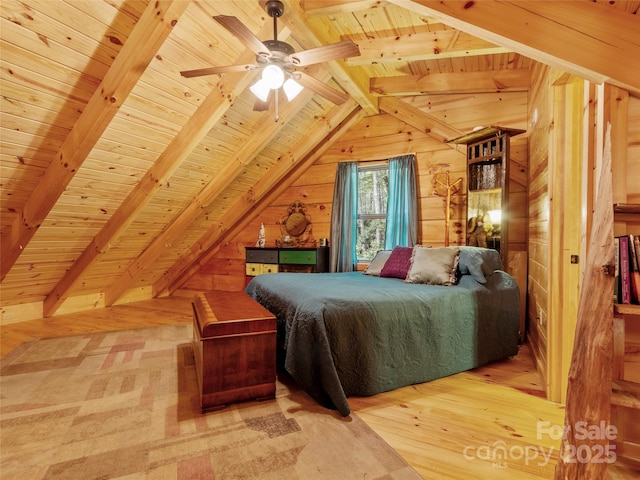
[245, 271, 519, 416]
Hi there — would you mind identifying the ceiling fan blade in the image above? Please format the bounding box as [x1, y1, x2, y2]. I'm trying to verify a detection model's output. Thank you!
[214, 15, 271, 58]
[295, 72, 350, 105]
[180, 64, 256, 78]
[291, 40, 360, 67]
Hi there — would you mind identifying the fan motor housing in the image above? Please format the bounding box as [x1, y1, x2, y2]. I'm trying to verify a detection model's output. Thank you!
[264, 0, 284, 17]
[257, 40, 295, 69]
[264, 40, 294, 56]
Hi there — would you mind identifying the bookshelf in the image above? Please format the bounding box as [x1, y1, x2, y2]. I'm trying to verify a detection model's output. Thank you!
[614, 203, 640, 222]
[612, 204, 640, 466]
[614, 303, 640, 316]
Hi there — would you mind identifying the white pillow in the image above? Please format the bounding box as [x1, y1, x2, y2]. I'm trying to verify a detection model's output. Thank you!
[363, 250, 392, 276]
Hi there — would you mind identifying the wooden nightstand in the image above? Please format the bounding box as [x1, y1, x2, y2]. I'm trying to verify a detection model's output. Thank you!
[191, 291, 276, 413]
[245, 246, 329, 284]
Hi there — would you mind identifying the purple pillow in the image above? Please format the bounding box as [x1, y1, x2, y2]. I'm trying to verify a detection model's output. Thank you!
[380, 246, 413, 279]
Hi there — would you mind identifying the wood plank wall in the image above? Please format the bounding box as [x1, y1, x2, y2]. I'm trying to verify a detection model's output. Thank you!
[527, 63, 553, 392]
[187, 93, 528, 292]
[526, 63, 640, 400]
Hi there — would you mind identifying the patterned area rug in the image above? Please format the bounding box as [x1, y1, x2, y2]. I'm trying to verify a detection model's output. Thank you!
[0, 324, 421, 479]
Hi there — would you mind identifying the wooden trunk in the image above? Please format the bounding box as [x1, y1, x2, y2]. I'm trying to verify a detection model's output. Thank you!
[191, 291, 277, 413]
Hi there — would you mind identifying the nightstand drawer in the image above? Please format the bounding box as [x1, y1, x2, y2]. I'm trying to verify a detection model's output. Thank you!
[245, 263, 261, 276]
[279, 250, 316, 265]
[261, 264, 279, 274]
[246, 263, 279, 276]
[246, 248, 278, 264]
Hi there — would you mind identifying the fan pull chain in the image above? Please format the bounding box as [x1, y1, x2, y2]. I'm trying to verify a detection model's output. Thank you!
[274, 88, 280, 122]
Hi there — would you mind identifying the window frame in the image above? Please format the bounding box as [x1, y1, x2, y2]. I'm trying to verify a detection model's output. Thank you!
[356, 162, 389, 263]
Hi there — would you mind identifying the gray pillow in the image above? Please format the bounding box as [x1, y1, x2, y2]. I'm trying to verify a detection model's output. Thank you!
[457, 246, 504, 284]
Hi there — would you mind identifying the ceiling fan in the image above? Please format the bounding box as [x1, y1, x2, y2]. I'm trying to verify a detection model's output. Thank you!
[180, 0, 360, 112]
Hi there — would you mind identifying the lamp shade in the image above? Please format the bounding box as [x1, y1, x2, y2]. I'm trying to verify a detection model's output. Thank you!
[283, 78, 303, 101]
[250, 65, 305, 104]
[250, 78, 270, 102]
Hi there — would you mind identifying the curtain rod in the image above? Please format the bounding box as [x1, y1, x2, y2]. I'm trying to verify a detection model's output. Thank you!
[336, 153, 417, 165]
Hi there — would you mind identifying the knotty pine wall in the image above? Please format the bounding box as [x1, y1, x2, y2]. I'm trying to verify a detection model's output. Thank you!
[186, 92, 528, 292]
[526, 62, 640, 400]
[526, 62, 552, 392]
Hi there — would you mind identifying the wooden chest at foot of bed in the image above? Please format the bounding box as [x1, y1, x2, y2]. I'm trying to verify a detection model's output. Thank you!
[191, 291, 277, 413]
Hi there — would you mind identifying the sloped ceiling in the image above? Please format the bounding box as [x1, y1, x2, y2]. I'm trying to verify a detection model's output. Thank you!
[1, 0, 638, 317]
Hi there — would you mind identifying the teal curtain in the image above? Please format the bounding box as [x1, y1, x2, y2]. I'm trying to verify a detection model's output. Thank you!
[330, 162, 359, 272]
[384, 154, 418, 249]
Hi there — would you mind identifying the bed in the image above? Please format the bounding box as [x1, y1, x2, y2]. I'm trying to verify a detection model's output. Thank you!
[245, 246, 520, 416]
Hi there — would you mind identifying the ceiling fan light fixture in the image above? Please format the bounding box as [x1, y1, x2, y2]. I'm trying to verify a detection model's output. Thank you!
[262, 64, 285, 89]
[182, 1, 361, 112]
[250, 78, 271, 102]
[283, 77, 303, 101]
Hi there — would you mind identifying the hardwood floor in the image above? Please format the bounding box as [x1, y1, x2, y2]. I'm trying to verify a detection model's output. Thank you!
[1, 293, 637, 479]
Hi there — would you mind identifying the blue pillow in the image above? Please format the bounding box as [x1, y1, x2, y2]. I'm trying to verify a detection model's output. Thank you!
[457, 246, 503, 284]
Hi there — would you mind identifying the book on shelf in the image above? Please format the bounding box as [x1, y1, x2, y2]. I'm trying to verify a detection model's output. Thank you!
[615, 234, 640, 305]
[614, 237, 620, 303]
[619, 236, 631, 304]
[629, 234, 640, 304]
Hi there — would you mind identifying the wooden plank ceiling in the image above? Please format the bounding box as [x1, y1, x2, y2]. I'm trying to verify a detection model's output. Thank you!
[1, 0, 638, 317]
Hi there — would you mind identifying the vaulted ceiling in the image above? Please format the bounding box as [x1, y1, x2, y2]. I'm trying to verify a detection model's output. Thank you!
[1, 0, 638, 317]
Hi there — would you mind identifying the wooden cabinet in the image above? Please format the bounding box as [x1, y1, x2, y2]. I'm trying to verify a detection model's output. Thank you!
[449, 126, 527, 342]
[448, 126, 525, 266]
[245, 247, 329, 282]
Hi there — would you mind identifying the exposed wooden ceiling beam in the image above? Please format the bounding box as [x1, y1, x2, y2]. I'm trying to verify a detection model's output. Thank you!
[391, 0, 640, 95]
[0, 0, 190, 282]
[43, 71, 258, 317]
[379, 96, 462, 144]
[283, 0, 379, 115]
[155, 100, 366, 296]
[303, 0, 386, 16]
[371, 69, 531, 95]
[104, 64, 334, 307]
[348, 30, 508, 65]
[42, 17, 283, 317]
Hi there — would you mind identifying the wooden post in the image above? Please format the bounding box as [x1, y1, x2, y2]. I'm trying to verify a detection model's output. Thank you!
[554, 124, 614, 479]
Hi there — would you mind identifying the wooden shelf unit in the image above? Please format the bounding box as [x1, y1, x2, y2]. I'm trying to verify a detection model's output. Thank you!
[614, 204, 640, 214]
[614, 203, 640, 222]
[612, 303, 640, 468]
[448, 126, 527, 344]
[448, 126, 525, 267]
[612, 203, 640, 467]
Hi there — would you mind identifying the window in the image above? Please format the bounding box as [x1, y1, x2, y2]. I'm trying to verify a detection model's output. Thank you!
[356, 164, 389, 261]
[330, 155, 415, 273]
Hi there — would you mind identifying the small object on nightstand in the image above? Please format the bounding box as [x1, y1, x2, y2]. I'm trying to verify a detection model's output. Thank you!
[256, 223, 265, 248]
